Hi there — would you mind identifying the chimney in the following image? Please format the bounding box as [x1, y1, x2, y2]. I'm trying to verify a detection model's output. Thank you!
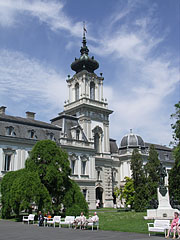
[26, 111, 36, 120]
[0, 106, 6, 114]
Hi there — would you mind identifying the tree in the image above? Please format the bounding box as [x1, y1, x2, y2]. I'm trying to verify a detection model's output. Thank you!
[25, 140, 72, 213]
[1, 169, 51, 218]
[1, 171, 19, 218]
[130, 149, 148, 211]
[169, 101, 180, 203]
[63, 180, 88, 216]
[120, 177, 135, 208]
[145, 145, 160, 202]
[10, 169, 51, 216]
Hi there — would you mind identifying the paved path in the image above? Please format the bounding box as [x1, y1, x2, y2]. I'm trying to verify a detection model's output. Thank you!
[0, 220, 164, 240]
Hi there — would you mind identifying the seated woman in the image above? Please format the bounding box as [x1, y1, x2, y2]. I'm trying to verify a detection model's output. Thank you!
[47, 211, 51, 219]
[166, 212, 179, 239]
[177, 217, 180, 239]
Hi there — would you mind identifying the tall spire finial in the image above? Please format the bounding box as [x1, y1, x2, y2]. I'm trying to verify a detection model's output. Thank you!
[83, 21, 87, 38]
[80, 21, 89, 55]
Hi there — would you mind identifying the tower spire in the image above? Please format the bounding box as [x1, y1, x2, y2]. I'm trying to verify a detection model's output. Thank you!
[80, 21, 89, 55]
[83, 21, 87, 39]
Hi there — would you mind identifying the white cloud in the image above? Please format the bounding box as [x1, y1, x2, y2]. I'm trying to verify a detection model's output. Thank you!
[0, 49, 67, 116]
[0, 0, 82, 37]
[96, 1, 179, 145]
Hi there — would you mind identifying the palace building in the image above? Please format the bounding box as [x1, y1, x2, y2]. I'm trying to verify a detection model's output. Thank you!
[0, 34, 174, 209]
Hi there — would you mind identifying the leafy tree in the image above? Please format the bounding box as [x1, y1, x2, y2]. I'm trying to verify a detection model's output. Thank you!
[63, 180, 88, 216]
[10, 169, 51, 216]
[1, 171, 19, 218]
[145, 145, 160, 202]
[25, 140, 72, 213]
[1, 169, 51, 218]
[120, 177, 135, 208]
[130, 149, 148, 211]
[169, 101, 180, 203]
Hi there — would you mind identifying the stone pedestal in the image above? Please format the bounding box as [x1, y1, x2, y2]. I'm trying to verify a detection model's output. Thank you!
[145, 188, 179, 220]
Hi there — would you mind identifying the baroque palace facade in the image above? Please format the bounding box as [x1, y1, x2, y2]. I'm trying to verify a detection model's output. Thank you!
[0, 35, 174, 209]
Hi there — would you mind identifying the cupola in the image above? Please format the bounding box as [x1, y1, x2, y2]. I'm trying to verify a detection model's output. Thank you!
[71, 28, 99, 74]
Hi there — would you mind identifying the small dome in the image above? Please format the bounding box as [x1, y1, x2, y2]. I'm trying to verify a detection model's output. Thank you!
[120, 133, 145, 148]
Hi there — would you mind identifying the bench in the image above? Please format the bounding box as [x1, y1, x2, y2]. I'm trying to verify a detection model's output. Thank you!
[147, 220, 170, 237]
[87, 221, 99, 231]
[60, 216, 75, 228]
[22, 214, 35, 224]
[46, 216, 61, 228]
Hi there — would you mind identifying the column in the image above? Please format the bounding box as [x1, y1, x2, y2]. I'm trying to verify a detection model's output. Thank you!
[101, 81, 103, 101]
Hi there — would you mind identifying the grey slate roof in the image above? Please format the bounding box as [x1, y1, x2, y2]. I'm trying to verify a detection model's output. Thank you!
[0, 114, 61, 130]
[145, 142, 174, 163]
[0, 113, 61, 142]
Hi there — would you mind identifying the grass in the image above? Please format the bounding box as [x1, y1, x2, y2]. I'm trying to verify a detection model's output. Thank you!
[90, 210, 153, 234]
[1, 209, 154, 234]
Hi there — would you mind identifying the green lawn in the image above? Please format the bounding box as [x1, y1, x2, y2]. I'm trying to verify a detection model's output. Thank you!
[90, 210, 153, 233]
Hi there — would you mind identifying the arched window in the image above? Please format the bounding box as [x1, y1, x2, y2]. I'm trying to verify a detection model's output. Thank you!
[94, 133, 100, 153]
[75, 83, 79, 101]
[90, 82, 95, 100]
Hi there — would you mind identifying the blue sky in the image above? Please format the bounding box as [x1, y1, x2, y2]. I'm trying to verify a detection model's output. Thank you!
[0, 0, 179, 146]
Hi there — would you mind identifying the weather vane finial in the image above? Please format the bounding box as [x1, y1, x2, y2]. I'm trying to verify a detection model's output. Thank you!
[83, 21, 87, 38]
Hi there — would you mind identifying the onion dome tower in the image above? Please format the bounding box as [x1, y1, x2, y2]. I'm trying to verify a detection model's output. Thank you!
[71, 32, 99, 73]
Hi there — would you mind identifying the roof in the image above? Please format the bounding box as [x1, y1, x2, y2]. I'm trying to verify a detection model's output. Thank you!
[145, 142, 172, 151]
[0, 114, 61, 130]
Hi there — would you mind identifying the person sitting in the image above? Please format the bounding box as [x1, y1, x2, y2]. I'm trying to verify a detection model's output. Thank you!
[86, 212, 99, 224]
[38, 211, 44, 227]
[166, 212, 179, 239]
[177, 217, 180, 239]
[47, 211, 51, 219]
[74, 212, 86, 229]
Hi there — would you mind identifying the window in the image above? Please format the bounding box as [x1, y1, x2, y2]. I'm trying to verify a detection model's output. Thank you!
[4, 154, 11, 171]
[97, 170, 100, 180]
[71, 160, 75, 174]
[82, 189, 87, 200]
[81, 161, 86, 175]
[76, 129, 80, 140]
[6, 126, 15, 136]
[90, 82, 95, 100]
[112, 171, 116, 181]
[28, 130, 36, 139]
[94, 133, 100, 153]
[47, 133, 54, 141]
[75, 83, 79, 101]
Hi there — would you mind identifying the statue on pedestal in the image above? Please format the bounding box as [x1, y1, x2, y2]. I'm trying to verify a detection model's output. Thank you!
[158, 162, 167, 197]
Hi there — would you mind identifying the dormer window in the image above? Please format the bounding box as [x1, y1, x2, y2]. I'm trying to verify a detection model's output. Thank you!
[6, 126, 15, 136]
[75, 83, 79, 101]
[28, 130, 36, 139]
[47, 132, 55, 141]
[90, 82, 95, 100]
[76, 129, 80, 140]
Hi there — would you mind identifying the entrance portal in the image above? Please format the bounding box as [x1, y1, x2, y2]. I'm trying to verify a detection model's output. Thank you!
[96, 187, 103, 208]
